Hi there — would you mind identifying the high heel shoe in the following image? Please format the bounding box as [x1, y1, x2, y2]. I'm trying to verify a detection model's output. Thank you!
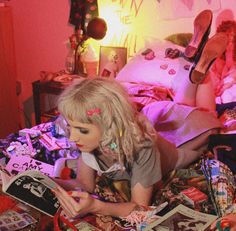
[189, 32, 228, 84]
[184, 9, 213, 61]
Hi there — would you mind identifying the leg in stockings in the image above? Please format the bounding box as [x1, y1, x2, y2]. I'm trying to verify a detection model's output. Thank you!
[173, 71, 198, 107]
[196, 73, 216, 112]
[175, 129, 219, 169]
[174, 70, 216, 112]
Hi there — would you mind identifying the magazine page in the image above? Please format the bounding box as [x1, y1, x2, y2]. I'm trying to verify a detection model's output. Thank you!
[1, 170, 60, 217]
[1, 169, 59, 192]
[67, 221, 102, 231]
[19, 169, 59, 189]
[144, 204, 217, 231]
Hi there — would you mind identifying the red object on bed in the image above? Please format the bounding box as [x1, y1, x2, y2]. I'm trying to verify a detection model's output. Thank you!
[0, 195, 16, 214]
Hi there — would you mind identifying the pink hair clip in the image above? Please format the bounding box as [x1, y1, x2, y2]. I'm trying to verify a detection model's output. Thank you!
[86, 108, 101, 116]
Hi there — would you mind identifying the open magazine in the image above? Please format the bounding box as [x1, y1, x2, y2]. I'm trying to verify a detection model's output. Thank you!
[0, 169, 61, 217]
[144, 204, 218, 231]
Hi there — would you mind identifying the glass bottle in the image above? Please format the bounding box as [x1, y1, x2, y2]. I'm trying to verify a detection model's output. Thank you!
[65, 49, 75, 74]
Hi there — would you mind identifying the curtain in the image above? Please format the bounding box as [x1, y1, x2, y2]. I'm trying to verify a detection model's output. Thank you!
[69, 0, 98, 31]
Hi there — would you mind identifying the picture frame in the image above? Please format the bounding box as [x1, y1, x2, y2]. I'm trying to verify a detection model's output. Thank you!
[98, 46, 127, 78]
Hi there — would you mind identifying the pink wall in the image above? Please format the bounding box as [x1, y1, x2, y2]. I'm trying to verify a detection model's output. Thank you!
[9, 0, 73, 127]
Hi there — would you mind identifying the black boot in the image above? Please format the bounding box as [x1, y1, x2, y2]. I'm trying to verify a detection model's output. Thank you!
[189, 32, 228, 84]
[184, 9, 213, 61]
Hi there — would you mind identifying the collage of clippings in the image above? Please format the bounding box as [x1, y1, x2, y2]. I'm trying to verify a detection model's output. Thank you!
[0, 210, 37, 231]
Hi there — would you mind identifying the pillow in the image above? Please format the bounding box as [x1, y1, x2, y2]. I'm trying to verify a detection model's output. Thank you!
[116, 39, 191, 92]
[165, 33, 193, 48]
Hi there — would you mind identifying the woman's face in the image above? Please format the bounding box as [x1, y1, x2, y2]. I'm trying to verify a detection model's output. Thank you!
[67, 119, 102, 153]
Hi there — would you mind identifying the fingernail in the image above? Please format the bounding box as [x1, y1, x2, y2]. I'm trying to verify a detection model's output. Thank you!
[67, 191, 72, 195]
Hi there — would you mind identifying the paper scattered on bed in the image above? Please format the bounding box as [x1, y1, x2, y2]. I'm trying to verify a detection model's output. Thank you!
[5, 155, 54, 176]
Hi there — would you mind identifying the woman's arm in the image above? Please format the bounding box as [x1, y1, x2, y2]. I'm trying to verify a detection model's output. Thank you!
[54, 146, 157, 217]
[131, 182, 154, 205]
[54, 181, 154, 218]
[93, 182, 154, 217]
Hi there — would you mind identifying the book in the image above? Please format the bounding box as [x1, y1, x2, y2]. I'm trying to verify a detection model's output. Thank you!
[144, 204, 217, 231]
[180, 187, 208, 206]
[0, 169, 61, 217]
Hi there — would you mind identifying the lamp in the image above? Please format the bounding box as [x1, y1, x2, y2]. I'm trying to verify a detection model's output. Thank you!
[73, 17, 107, 76]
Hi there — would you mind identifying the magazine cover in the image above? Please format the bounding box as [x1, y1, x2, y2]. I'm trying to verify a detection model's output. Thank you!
[1, 169, 61, 217]
[144, 204, 217, 231]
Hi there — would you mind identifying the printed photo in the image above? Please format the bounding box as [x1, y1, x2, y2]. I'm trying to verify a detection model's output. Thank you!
[151, 212, 206, 231]
[99, 46, 127, 78]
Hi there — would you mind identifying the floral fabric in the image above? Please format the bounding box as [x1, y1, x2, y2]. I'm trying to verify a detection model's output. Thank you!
[152, 160, 217, 216]
[201, 158, 236, 217]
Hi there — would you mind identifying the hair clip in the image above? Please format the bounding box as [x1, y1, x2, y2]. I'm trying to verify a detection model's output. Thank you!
[86, 108, 101, 116]
[110, 142, 117, 150]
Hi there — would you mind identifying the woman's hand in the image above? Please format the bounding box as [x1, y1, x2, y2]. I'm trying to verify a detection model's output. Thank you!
[53, 186, 99, 218]
[210, 213, 236, 231]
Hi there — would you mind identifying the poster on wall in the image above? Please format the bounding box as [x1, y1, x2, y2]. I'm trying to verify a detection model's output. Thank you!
[98, 0, 158, 56]
[97, 0, 222, 57]
[156, 0, 221, 20]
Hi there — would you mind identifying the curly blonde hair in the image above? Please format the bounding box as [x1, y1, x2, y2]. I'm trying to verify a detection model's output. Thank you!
[216, 20, 236, 60]
[58, 78, 157, 165]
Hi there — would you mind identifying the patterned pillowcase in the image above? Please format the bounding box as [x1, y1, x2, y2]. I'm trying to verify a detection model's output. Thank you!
[116, 39, 190, 93]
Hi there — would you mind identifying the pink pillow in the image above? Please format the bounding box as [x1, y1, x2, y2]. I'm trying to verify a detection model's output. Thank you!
[116, 40, 191, 93]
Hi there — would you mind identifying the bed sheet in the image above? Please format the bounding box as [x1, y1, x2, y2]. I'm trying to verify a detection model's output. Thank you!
[1, 123, 236, 230]
[116, 37, 236, 107]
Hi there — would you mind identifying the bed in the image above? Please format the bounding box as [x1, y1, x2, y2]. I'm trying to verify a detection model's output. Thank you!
[116, 34, 236, 133]
[1, 35, 236, 230]
[108, 35, 236, 229]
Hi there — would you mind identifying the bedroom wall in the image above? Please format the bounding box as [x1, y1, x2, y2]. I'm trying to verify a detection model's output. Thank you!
[6, 0, 236, 128]
[98, 0, 236, 56]
[8, 0, 73, 128]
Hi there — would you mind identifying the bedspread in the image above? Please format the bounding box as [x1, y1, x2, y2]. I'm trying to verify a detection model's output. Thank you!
[56, 157, 236, 230]
[1, 89, 236, 230]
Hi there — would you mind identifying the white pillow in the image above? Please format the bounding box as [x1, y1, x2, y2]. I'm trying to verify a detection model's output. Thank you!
[116, 40, 191, 93]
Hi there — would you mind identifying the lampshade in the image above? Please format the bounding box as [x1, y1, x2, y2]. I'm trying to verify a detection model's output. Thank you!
[86, 17, 107, 40]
